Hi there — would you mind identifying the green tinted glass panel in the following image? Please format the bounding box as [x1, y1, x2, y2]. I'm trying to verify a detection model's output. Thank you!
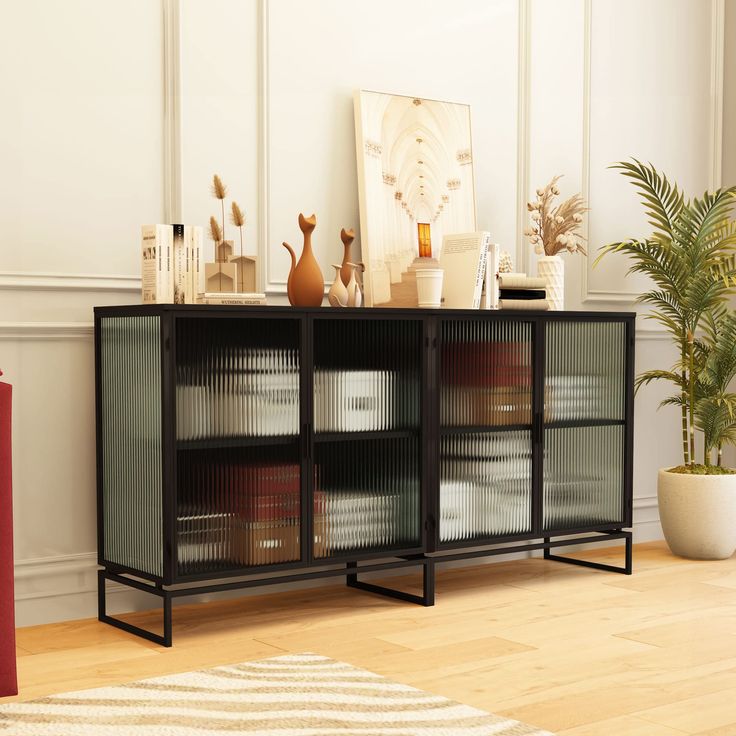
[101, 316, 163, 576]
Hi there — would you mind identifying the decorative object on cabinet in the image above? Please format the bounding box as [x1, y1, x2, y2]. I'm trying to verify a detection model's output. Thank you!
[95, 305, 634, 646]
[354, 90, 476, 307]
[525, 175, 587, 310]
[327, 264, 349, 307]
[282, 213, 324, 307]
[339, 228, 355, 286]
[228, 200, 258, 293]
[498, 249, 514, 273]
[345, 262, 362, 307]
[0, 371, 17, 697]
[597, 159, 736, 559]
[415, 267, 444, 308]
[205, 217, 237, 293]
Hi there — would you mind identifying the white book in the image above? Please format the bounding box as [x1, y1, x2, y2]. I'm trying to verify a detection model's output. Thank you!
[439, 232, 491, 309]
[141, 224, 173, 304]
[172, 223, 188, 304]
[162, 225, 174, 303]
[482, 242, 500, 309]
[187, 225, 203, 303]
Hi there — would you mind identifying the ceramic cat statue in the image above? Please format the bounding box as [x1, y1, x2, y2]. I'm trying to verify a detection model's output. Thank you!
[339, 228, 355, 286]
[282, 213, 324, 307]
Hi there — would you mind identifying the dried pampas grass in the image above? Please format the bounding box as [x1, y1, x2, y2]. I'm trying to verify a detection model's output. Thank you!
[231, 201, 245, 256]
[526, 175, 588, 257]
[209, 216, 222, 245]
[211, 174, 227, 200]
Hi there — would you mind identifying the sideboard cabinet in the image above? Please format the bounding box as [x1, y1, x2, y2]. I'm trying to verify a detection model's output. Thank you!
[95, 305, 635, 646]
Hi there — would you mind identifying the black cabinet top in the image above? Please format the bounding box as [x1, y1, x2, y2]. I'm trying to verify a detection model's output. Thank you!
[95, 304, 636, 320]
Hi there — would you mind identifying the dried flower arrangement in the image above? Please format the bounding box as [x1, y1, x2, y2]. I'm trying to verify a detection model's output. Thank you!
[525, 176, 588, 256]
[206, 174, 240, 293]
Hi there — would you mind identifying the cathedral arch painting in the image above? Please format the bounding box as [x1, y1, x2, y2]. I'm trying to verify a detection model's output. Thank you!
[354, 90, 477, 306]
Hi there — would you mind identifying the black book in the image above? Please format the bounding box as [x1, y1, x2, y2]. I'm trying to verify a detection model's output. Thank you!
[498, 288, 546, 300]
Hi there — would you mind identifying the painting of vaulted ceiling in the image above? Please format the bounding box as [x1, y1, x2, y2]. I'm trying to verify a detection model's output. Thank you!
[355, 91, 476, 306]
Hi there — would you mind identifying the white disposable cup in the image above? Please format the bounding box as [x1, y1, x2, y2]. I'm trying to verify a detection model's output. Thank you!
[415, 268, 444, 308]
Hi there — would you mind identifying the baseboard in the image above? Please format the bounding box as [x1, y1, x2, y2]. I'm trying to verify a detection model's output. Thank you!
[15, 509, 662, 628]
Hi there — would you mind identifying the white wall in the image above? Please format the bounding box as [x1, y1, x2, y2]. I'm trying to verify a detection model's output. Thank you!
[0, 0, 729, 626]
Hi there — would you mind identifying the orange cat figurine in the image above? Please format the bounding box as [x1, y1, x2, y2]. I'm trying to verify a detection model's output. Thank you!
[282, 213, 324, 306]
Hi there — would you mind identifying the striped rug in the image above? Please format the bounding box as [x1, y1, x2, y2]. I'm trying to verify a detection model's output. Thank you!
[0, 653, 553, 735]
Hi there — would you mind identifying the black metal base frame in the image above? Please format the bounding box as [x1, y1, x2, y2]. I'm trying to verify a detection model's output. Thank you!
[99, 530, 631, 647]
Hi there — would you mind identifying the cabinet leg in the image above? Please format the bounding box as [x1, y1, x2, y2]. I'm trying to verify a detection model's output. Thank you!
[346, 560, 435, 606]
[543, 531, 633, 575]
[346, 561, 358, 586]
[98, 570, 174, 646]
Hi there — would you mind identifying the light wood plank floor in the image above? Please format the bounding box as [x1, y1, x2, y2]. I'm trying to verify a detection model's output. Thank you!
[5, 541, 736, 735]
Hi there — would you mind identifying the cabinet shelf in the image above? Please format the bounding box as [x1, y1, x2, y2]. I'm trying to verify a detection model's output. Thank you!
[440, 424, 531, 435]
[314, 429, 418, 443]
[176, 435, 299, 451]
[544, 418, 625, 430]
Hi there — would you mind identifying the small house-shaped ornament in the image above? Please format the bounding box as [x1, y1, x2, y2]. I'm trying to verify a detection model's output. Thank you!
[230, 255, 257, 293]
[205, 239, 238, 293]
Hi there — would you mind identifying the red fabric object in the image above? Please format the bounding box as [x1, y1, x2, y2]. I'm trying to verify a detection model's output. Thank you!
[0, 378, 17, 697]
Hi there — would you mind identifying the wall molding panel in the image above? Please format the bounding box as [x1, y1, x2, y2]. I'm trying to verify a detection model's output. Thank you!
[0, 322, 93, 341]
[515, 0, 532, 274]
[710, 0, 726, 190]
[0, 272, 140, 293]
[163, 0, 183, 224]
[580, 0, 726, 304]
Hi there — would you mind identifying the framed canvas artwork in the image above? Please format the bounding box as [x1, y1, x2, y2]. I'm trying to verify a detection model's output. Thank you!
[354, 90, 477, 306]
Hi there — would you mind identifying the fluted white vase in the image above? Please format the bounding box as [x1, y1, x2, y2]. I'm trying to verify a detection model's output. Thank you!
[327, 264, 348, 307]
[537, 255, 564, 310]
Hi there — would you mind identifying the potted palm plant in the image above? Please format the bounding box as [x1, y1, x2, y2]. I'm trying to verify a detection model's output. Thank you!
[597, 160, 736, 559]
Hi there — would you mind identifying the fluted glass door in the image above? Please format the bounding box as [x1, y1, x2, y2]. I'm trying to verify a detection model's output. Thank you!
[175, 317, 302, 577]
[312, 317, 422, 559]
[543, 320, 627, 530]
[439, 319, 534, 545]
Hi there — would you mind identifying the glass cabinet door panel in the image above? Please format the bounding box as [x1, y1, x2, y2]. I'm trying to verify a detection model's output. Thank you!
[441, 320, 533, 428]
[176, 317, 300, 441]
[177, 444, 301, 575]
[313, 318, 421, 434]
[439, 319, 533, 544]
[100, 315, 163, 577]
[440, 430, 532, 543]
[545, 321, 626, 422]
[314, 437, 420, 558]
[543, 424, 625, 530]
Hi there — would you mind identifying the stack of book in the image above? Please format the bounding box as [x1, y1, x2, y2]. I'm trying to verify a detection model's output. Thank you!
[497, 274, 549, 310]
[142, 224, 265, 305]
[142, 224, 202, 304]
[441, 341, 532, 426]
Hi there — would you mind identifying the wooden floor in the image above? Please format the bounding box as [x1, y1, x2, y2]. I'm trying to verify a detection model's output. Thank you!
[6, 541, 736, 735]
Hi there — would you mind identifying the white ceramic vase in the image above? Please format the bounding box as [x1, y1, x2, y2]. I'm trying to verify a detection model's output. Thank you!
[657, 468, 736, 559]
[537, 255, 564, 311]
[346, 263, 362, 307]
[327, 264, 348, 307]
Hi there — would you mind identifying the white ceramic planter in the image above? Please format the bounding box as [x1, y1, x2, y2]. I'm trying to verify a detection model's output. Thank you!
[657, 468, 736, 559]
[537, 255, 564, 310]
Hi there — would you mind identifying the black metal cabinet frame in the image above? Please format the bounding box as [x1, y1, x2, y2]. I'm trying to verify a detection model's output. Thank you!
[95, 305, 635, 646]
